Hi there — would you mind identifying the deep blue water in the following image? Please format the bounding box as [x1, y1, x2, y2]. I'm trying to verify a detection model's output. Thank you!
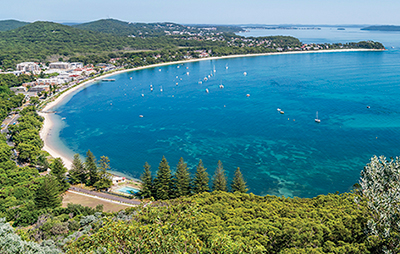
[51, 30, 400, 197]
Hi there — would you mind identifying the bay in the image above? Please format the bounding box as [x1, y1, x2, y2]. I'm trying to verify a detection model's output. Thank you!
[51, 29, 400, 197]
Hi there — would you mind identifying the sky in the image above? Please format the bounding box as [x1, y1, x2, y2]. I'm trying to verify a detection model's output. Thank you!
[2, 0, 400, 25]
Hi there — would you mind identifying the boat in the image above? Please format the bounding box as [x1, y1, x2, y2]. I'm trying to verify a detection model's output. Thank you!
[367, 105, 370, 108]
[243, 72, 247, 76]
[186, 72, 189, 75]
[102, 79, 115, 82]
[219, 84, 224, 89]
[130, 77, 132, 80]
[139, 115, 144, 118]
[204, 77, 208, 81]
[315, 111, 321, 123]
[150, 87, 153, 91]
[198, 81, 202, 84]
[176, 82, 178, 86]
[205, 88, 209, 93]
[141, 94, 144, 97]
[280, 111, 284, 114]
[246, 94, 250, 97]
[160, 87, 163, 92]
[277, 108, 281, 111]
[226, 65, 228, 70]
[159, 69, 161, 72]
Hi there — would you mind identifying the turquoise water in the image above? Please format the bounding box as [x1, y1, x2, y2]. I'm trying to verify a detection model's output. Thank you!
[116, 186, 139, 194]
[51, 30, 400, 197]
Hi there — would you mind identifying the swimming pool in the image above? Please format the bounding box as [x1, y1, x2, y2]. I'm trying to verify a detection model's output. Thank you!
[116, 186, 140, 195]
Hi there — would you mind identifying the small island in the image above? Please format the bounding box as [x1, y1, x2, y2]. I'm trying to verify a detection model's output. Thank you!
[361, 25, 400, 31]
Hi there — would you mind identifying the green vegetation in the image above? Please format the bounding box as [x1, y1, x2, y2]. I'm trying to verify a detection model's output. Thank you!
[61, 191, 375, 253]
[0, 19, 29, 32]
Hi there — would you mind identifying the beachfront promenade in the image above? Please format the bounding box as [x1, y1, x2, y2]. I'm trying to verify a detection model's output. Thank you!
[69, 186, 142, 206]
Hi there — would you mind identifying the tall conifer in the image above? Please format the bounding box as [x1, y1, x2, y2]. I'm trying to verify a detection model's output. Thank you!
[174, 157, 191, 197]
[139, 162, 153, 199]
[50, 157, 69, 192]
[154, 156, 172, 200]
[93, 156, 113, 190]
[85, 150, 99, 186]
[193, 159, 209, 194]
[35, 175, 62, 209]
[231, 167, 248, 193]
[69, 154, 87, 185]
[212, 160, 227, 192]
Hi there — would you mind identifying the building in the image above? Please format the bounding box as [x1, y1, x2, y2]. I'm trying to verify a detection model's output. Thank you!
[49, 62, 71, 70]
[29, 85, 50, 93]
[10, 86, 27, 94]
[70, 62, 83, 69]
[112, 176, 126, 184]
[16, 62, 40, 73]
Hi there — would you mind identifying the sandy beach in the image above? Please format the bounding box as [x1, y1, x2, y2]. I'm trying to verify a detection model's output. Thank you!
[38, 48, 383, 169]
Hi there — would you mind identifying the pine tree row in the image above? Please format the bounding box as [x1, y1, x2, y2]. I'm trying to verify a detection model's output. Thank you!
[138, 156, 248, 200]
[68, 150, 113, 190]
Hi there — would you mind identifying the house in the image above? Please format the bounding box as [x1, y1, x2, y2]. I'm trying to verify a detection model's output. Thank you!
[112, 176, 126, 184]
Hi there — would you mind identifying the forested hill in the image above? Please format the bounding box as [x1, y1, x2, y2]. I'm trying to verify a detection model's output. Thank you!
[361, 25, 400, 31]
[74, 19, 189, 37]
[0, 20, 29, 32]
[74, 18, 244, 36]
[0, 21, 186, 68]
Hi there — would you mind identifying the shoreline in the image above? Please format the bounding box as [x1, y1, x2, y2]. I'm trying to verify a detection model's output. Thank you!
[38, 48, 384, 169]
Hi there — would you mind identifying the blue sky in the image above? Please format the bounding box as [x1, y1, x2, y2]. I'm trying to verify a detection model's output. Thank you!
[2, 0, 399, 25]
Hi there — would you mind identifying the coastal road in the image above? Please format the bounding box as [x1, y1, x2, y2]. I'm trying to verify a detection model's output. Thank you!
[69, 187, 142, 206]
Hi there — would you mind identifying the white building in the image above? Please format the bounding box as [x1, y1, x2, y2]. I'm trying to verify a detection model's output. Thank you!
[70, 62, 83, 69]
[49, 62, 71, 70]
[16, 62, 40, 73]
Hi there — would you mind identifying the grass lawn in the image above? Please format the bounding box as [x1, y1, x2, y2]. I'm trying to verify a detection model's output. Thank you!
[62, 191, 131, 213]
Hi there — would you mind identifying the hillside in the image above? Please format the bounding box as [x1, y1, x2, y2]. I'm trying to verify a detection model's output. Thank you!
[74, 18, 244, 36]
[361, 25, 400, 31]
[62, 192, 374, 253]
[0, 21, 180, 67]
[0, 19, 29, 32]
[74, 18, 185, 37]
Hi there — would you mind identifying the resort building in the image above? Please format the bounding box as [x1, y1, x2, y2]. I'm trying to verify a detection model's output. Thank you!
[28, 85, 50, 93]
[16, 62, 40, 74]
[10, 86, 27, 94]
[49, 62, 71, 70]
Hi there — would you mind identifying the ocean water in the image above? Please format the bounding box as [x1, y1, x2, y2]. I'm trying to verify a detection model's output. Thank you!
[51, 29, 400, 197]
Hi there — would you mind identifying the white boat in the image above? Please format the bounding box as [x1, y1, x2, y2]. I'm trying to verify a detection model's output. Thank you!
[141, 94, 144, 97]
[198, 81, 202, 84]
[186, 72, 189, 75]
[219, 84, 224, 89]
[315, 111, 321, 123]
[243, 72, 247, 76]
[150, 87, 153, 91]
[226, 65, 228, 70]
[205, 88, 209, 93]
[277, 108, 281, 111]
[160, 87, 163, 92]
[176, 82, 178, 86]
[130, 77, 132, 80]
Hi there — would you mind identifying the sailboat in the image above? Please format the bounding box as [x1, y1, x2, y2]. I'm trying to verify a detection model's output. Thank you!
[315, 111, 321, 123]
